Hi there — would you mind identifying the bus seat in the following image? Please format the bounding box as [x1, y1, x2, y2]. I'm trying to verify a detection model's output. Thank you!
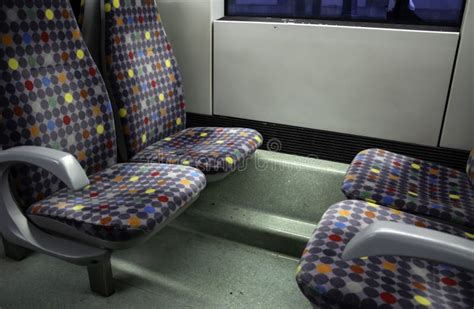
[296, 200, 474, 308]
[101, 0, 263, 180]
[342, 148, 474, 228]
[0, 0, 205, 295]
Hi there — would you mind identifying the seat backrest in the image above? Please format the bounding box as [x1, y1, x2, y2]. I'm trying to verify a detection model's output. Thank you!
[102, 0, 186, 158]
[468, 149, 474, 186]
[0, 0, 117, 206]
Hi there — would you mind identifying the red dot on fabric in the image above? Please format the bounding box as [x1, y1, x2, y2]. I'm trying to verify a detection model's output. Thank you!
[329, 234, 342, 242]
[166, 44, 171, 51]
[63, 115, 71, 125]
[99, 204, 109, 209]
[138, 16, 144, 23]
[13, 106, 23, 116]
[441, 277, 457, 286]
[158, 196, 169, 203]
[129, 52, 134, 59]
[380, 292, 397, 304]
[90, 192, 99, 198]
[25, 80, 34, 91]
[144, 117, 149, 125]
[41, 32, 49, 42]
[89, 67, 96, 76]
[151, 80, 157, 88]
[151, 172, 160, 177]
[106, 140, 113, 149]
[180, 102, 186, 109]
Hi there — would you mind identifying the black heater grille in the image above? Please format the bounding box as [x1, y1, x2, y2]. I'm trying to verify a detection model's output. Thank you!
[187, 113, 470, 171]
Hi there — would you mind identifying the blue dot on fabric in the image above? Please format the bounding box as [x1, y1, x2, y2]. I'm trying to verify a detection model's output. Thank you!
[144, 206, 155, 214]
[335, 222, 346, 229]
[42, 77, 50, 87]
[23, 33, 32, 44]
[47, 120, 55, 130]
[383, 196, 394, 205]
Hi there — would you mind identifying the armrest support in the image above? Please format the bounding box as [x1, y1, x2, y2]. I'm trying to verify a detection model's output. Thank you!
[342, 221, 474, 271]
[0, 146, 106, 265]
[0, 146, 89, 190]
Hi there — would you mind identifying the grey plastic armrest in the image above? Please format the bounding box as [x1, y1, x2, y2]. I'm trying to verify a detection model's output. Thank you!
[0, 146, 89, 190]
[342, 221, 474, 271]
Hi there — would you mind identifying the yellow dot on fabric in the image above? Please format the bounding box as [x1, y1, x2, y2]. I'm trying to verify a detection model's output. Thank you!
[464, 232, 474, 239]
[225, 157, 234, 165]
[73, 205, 85, 211]
[96, 125, 104, 134]
[181, 179, 190, 185]
[119, 108, 127, 118]
[64, 93, 73, 103]
[182, 160, 190, 165]
[130, 176, 139, 182]
[296, 265, 302, 274]
[367, 202, 379, 207]
[128, 69, 134, 78]
[316, 264, 332, 273]
[45, 9, 54, 20]
[361, 256, 368, 260]
[449, 194, 460, 200]
[408, 191, 418, 197]
[145, 189, 156, 194]
[411, 163, 421, 170]
[129, 217, 141, 228]
[142, 134, 147, 144]
[216, 140, 224, 144]
[113, 0, 120, 8]
[383, 262, 396, 272]
[200, 133, 208, 137]
[414, 295, 431, 306]
[76, 49, 84, 59]
[165, 59, 171, 68]
[370, 168, 380, 174]
[159, 93, 165, 101]
[176, 118, 182, 125]
[391, 209, 401, 215]
[104, 3, 112, 12]
[366, 198, 377, 204]
[145, 32, 151, 40]
[339, 210, 350, 216]
[254, 135, 262, 143]
[8, 58, 19, 70]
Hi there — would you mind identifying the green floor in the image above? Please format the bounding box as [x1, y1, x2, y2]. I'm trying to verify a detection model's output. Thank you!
[0, 150, 348, 308]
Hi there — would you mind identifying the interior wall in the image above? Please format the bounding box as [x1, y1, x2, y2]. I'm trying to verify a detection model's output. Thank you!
[441, 0, 473, 150]
[155, 0, 224, 115]
[214, 21, 459, 146]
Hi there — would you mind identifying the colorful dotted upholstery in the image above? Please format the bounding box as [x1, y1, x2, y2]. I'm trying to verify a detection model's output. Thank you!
[296, 200, 474, 308]
[467, 149, 474, 186]
[27, 163, 206, 241]
[131, 127, 263, 173]
[0, 0, 206, 242]
[102, 0, 262, 172]
[342, 149, 474, 228]
[0, 0, 117, 206]
[103, 0, 186, 156]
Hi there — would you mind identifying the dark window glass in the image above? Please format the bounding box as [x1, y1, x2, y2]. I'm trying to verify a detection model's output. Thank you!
[226, 0, 465, 27]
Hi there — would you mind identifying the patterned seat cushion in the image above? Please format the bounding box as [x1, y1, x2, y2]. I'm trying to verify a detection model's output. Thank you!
[27, 163, 206, 242]
[342, 149, 474, 228]
[102, 0, 263, 171]
[130, 127, 263, 173]
[296, 200, 474, 308]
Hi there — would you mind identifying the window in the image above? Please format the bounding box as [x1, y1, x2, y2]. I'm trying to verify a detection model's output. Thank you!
[226, 0, 466, 27]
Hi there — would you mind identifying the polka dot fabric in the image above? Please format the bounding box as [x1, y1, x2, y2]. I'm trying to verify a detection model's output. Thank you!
[296, 200, 474, 309]
[342, 149, 474, 228]
[27, 163, 206, 241]
[103, 0, 186, 157]
[131, 127, 263, 173]
[0, 0, 117, 205]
